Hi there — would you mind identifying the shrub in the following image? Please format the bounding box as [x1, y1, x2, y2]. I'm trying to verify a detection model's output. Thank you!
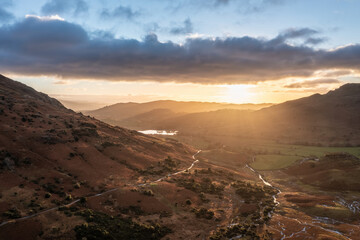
[80, 197, 87, 204]
[65, 194, 72, 201]
[192, 208, 214, 219]
[142, 189, 154, 196]
[3, 208, 21, 219]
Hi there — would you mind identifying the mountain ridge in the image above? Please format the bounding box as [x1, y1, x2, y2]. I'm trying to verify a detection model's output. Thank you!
[86, 99, 273, 122]
[87, 83, 360, 146]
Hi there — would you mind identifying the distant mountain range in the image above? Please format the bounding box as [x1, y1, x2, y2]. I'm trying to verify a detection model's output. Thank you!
[88, 84, 360, 146]
[86, 100, 272, 129]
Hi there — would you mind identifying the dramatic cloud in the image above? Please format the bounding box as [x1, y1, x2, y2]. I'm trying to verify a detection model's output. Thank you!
[272, 28, 326, 45]
[90, 30, 115, 40]
[210, 0, 285, 8]
[25, 14, 65, 21]
[100, 5, 141, 20]
[214, 0, 230, 5]
[281, 28, 318, 39]
[170, 18, 193, 35]
[321, 70, 353, 78]
[144, 22, 160, 33]
[53, 80, 69, 85]
[0, 17, 359, 84]
[242, 0, 286, 13]
[0, 7, 14, 22]
[169, 0, 286, 13]
[0, 0, 12, 7]
[284, 79, 341, 88]
[41, 0, 89, 16]
[0, 0, 14, 22]
[305, 37, 326, 45]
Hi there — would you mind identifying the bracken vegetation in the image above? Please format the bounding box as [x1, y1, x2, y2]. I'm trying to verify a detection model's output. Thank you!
[138, 156, 180, 175]
[209, 180, 278, 239]
[74, 209, 172, 240]
[175, 177, 224, 195]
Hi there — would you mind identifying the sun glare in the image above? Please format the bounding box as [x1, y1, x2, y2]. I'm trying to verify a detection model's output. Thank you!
[221, 84, 255, 103]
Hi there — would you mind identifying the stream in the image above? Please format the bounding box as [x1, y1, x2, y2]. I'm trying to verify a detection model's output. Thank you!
[245, 158, 353, 240]
[245, 162, 281, 206]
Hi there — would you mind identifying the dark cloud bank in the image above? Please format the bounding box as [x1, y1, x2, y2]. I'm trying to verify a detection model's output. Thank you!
[284, 79, 341, 88]
[0, 16, 359, 84]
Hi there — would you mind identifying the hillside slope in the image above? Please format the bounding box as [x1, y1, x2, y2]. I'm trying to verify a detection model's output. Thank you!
[1, 75, 359, 239]
[87, 84, 360, 145]
[155, 84, 360, 145]
[0, 74, 194, 182]
[0, 75, 275, 240]
[86, 100, 272, 123]
[0, 75, 198, 239]
[257, 83, 360, 128]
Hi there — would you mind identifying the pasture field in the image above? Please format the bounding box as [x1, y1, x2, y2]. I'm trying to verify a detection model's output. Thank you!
[300, 204, 353, 222]
[244, 142, 360, 158]
[167, 135, 360, 171]
[177, 135, 360, 158]
[249, 154, 300, 170]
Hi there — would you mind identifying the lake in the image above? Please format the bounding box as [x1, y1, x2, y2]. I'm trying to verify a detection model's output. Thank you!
[138, 130, 178, 135]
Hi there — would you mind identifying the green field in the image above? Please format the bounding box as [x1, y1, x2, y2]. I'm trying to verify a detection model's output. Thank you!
[179, 135, 360, 158]
[243, 142, 360, 158]
[300, 203, 353, 222]
[166, 135, 360, 171]
[198, 149, 247, 170]
[250, 154, 300, 170]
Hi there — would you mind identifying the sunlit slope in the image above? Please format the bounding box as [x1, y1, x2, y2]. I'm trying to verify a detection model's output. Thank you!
[157, 84, 360, 145]
[87, 100, 272, 123]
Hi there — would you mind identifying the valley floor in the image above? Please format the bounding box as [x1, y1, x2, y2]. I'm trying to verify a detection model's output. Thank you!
[2, 133, 360, 239]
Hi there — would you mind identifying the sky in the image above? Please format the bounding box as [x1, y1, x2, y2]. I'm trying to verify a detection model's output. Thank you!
[0, 0, 360, 110]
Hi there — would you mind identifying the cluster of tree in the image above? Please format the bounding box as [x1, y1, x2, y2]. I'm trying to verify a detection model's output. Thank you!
[210, 223, 273, 240]
[192, 207, 214, 219]
[2, 207, 21, 219]
[209, 180, 279, 239]
[138, 156, 180, 175]
[232, 180, 277, 202]
[175, 177, 224, 195]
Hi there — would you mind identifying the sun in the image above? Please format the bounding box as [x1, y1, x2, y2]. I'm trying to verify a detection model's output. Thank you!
[221, 84, 255, 103]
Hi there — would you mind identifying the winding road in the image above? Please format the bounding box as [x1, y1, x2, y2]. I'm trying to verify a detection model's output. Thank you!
[0, 150, 201, 228]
